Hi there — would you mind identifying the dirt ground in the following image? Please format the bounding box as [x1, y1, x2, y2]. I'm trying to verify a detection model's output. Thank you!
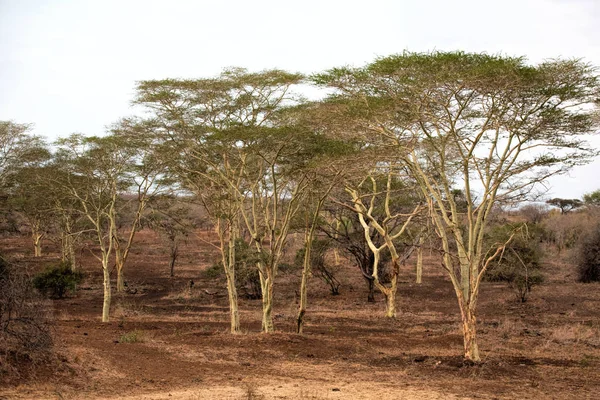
[1, 229, 600, 399]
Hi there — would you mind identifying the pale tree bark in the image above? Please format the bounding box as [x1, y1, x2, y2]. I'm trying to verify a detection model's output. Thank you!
[54, 200, 79, 270]
[60, 229, 78, 269]
[32, 232, 43, 257]
[101, 254, 112, 323]
[416, 235, 424, 284]
[100, 197, 118, 322]
[216, 218, 241, 334]
[296, 181, 335, 334]
[347, 172, 423, 318]
[240, 161, 309, 333]
[29, 218, 44, 257]
[259, 271, 274, 333]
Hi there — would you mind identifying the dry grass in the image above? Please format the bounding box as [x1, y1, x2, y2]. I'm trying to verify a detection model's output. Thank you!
[112, 299, 148, 318]
[548, 323, 600, 347]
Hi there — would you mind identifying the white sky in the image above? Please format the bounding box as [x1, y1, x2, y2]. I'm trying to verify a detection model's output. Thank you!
[1, 0, 599, 198]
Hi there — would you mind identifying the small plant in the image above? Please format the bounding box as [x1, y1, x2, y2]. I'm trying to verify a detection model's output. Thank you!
[33, 261, 83, 299]
[243, 383, 265, 400]
[119, 330, 145, 343]
[203, 263, 223, 279]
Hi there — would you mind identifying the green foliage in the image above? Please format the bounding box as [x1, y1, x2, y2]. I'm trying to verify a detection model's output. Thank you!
[33, 262, 83, 299]
[583, 190, 600, 207]
[204, 239, 263, 299]
[203, 263, 223, 279]
[485, 224, 544, 302]
[232, 239, 263, 300]
[577, 225, 600, 283]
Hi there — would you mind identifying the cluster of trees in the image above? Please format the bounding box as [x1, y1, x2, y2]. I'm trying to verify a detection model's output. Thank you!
[2, 52, 599, 362]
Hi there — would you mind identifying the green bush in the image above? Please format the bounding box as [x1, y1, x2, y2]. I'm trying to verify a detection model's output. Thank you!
[484, 224, 544, 302]
[203, 239, 262, 299]
[203, 263, 223, 279]
[33, 262, 83, 299]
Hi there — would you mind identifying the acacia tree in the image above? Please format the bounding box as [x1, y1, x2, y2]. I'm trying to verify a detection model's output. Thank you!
[546, 198, 583, 214]
[10, 167, 53, 257]
[146, 196, 195, 277]
[315, 52, 600, 361]
[135, 68, 305, 333]
[53, 134, 135, 322]
[0, 121, 41, 188]
[0, 121, 50, 242]
[6, 141, 54, 257]
[108, 119, 167, 292]
[343, 167, 424, 317]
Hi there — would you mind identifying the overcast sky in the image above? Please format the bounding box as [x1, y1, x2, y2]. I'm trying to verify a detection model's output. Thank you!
[1, 0, 599, 198]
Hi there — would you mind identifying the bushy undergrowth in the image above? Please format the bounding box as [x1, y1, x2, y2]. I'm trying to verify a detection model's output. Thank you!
[33, 261, 83, 299]
[0, 255, 54, 377]
[577, 225, 600, 282]
[484, 224, 544, 302]
[204, 239, 263, 299]
[119, 330, 145, 343]
[295, 238, 341, 295]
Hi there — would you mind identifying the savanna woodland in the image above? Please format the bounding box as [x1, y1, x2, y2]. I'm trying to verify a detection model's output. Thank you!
[2, 52, 600, 399]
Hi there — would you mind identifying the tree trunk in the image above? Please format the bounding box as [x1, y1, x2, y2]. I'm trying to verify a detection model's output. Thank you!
[416, 237, 423, 284]
[169, 243, 178, 277]
[60, 232, 68, 262]
[116, 251, 125, 292]
[61, 218, 77, 269]
[102, 264, 111, 323]
[366, 278, 375, 302]
[260, 271, 274, 333]
[67, 235, 77, 270]
[459, 301, 480, 362]
[384, 289, 396, 318]
[223, 223, 240, 334]
[382, 260, 399, 318]
[296, 266, 309, 334]
[60, 232, 77, 268]
[296, 238, 312, 334]
[32, 232, 43, 257]
[224, 266, 240, 334]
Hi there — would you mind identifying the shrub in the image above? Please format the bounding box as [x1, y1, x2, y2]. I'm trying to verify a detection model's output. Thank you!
[203, 239, 262, 299]
[203, 263, 223, 279]
[484, 224, 544, 302]
[295, 238, 341, 296]
[119, 330, 145, 343]
[33, 262, 83, 299]
[577, 225, 600, 282]
[0, 255, 53, 375]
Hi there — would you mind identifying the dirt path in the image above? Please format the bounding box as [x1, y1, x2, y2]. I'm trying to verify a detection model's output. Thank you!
[2, 381, 470, 400]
